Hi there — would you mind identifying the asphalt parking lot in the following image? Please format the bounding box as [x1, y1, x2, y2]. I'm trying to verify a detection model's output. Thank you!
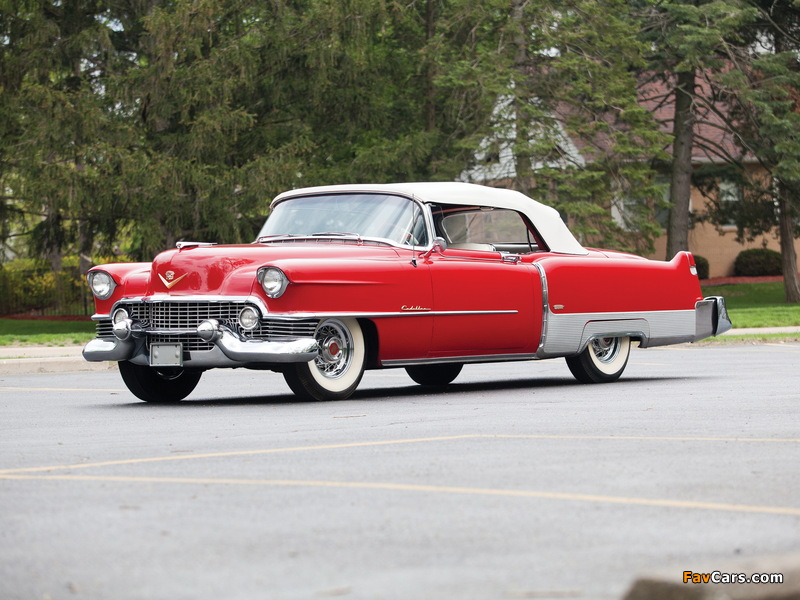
[1, 342, 799, 599]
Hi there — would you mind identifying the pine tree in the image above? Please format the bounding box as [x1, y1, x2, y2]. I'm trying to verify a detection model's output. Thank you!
[454, 0, 669, 253]
[6, 0, 781, 272]
[0, 0, 124, 270]
[713, 0, 800, 302]
[634, 0, 761, 260]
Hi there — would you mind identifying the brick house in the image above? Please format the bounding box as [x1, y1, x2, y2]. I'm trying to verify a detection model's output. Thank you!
[461, 86, 799, 279]
[641, 79, 799, 278]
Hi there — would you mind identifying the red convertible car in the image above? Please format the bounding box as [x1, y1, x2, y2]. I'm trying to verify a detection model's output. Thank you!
[83, 182, 731, 402]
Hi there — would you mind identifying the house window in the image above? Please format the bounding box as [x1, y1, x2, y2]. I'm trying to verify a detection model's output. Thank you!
[719, 179, 742, 227]
[611, 175, 670, 231]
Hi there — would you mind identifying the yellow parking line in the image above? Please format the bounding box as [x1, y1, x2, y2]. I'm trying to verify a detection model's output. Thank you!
[1, 433, 798, 476]
[3, 472, 799, 517]
[496, 434, 800, 443]
[0, 435, 480, 475]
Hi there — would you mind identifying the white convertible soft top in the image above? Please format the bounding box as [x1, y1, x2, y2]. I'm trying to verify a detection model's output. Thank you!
[273, 181, 588, 255]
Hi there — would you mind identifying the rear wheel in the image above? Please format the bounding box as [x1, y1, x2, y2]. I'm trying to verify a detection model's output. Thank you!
[405, 363, 463, 386]
[118, 361, 202, 402]
[283, 318, 366, 401]
[565, 336, 631, 384]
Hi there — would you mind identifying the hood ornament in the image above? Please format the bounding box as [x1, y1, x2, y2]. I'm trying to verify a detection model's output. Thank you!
[176, 241, 217, 250]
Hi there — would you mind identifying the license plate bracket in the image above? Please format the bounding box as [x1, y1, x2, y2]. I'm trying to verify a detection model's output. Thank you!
[150, 343, 183, 367]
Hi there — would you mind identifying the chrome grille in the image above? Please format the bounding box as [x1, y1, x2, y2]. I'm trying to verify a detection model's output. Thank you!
[252, 319, 318, 339]
[121, 301, 243, 330]
[95, 319, 113, 338]
[116, 301, 318, 353]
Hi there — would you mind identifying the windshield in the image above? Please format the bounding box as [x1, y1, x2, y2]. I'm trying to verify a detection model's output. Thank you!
[257, 193, 429, 247]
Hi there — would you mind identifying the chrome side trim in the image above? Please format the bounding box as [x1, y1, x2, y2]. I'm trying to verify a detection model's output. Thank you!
[250, 310, 517, 319]
[533, 262, 549, 355]
[107, 297, 515, 322]
[382, 353, 539, 367]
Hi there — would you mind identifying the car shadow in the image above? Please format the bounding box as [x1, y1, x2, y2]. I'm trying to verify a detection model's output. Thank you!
[101, 375, 680, 408]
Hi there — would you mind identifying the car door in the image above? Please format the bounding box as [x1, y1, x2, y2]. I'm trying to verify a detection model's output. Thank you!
[425, 207, 542, 357]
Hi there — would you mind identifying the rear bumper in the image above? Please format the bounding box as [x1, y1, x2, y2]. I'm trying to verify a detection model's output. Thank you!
[695, 296, 732, 340]
[83, 319, 319, 367]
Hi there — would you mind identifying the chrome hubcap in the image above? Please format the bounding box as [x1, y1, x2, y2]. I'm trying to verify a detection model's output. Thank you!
[591, 337, 620, 364]
[314, 320, 352, 379]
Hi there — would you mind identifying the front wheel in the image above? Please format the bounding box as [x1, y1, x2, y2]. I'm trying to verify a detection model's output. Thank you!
[565, 336, 631, 384]
[405, 363, 463, 386]
[118, 361, 202, 402]
[283, 318, 366, 401]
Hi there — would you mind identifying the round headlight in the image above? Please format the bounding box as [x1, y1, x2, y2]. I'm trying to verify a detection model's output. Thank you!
[88, 271, 116, 300]
[238, 306, 260, 330]
[258, 267, 289, 299]
[112, 308, 129, 324]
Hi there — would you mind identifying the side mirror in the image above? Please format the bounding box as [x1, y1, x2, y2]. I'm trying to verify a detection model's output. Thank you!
[420, 237, 447, 260]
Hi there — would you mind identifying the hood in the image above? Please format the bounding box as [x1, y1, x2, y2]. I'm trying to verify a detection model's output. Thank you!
[148, 242, 401, 295]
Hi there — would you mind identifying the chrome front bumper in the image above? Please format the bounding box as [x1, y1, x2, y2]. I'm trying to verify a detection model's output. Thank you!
[83, 319, 319, 367]
[695, 296, 732, 340]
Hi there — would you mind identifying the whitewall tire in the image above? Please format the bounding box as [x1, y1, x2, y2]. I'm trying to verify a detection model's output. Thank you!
[565, 336, 631, 384]
[283, 318, 366, 401]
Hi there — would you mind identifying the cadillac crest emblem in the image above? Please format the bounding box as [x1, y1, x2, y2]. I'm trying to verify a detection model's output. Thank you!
[158, 270, 188, 289]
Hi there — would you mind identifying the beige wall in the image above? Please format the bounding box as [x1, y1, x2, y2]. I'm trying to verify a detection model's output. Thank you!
[647, 186, 799, 278]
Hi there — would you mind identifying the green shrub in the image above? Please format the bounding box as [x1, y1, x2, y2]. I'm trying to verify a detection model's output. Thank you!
[693, 255, 710, 280]
[734, 248, 783, 277]
[0, 259, 91, 316]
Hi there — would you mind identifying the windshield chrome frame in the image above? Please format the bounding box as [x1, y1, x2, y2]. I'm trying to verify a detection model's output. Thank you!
[256, 192, 434, 251]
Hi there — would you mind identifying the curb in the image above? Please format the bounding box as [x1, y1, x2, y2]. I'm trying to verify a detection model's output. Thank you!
[0, 346, 116, 376]
[722, 326, 800, 336]
[0, 355, 117, 375]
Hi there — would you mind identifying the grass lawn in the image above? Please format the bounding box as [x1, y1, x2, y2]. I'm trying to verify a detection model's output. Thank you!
[701, 281, 800, 328]
[1, 281, 798, 346]
[0, 318, 95, 346]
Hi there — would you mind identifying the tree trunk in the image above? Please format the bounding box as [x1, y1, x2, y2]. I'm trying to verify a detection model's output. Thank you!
[666, 69, 696, 260]
[777, 183, 800, 303]
[77, 219, 93, 275]
[511, 0, 532, 193]
[424, 0, 436, 132]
